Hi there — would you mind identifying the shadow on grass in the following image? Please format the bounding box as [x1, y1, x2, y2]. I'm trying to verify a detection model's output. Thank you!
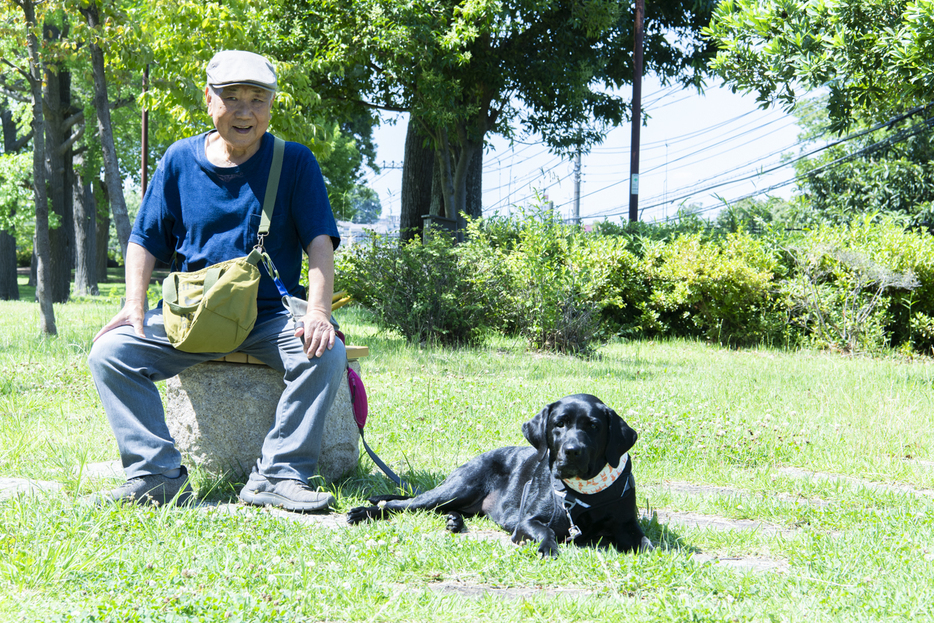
[334, 464, 446, 502]
[186, 460, 448, 508]
[642, 509, 699, 554]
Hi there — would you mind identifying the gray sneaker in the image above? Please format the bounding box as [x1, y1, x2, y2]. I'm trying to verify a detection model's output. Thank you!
[238, 472, 334, 513]
[89, 466, 194, 506]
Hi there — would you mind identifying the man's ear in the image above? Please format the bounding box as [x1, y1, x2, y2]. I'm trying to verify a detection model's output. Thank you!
[522, 403, 553, 453]
[604, 405, 638, 468]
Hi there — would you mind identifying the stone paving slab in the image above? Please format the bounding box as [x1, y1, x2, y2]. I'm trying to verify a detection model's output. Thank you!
[0, 478, 64, 501]
[778, 467, 934, 499]
[644, 481, 830, 508]
[80, 460, 125, 480]
[652, 509, 794, 536]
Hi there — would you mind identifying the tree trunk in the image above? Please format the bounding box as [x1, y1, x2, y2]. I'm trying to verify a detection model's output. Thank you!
[430, 155, 444, 217]
[435, 133, 481, 241]
[0, 230, 19, 301]
[95, 202, 110, 284]
[43, 50, 75, 304]
[81, 2, 131, 262]
[21, 0, 56, 334]
[399, 118, 435, 244]
[465, 145, 483, 221]
[2, 106, 32, 152]
[73, 155, 98, 296]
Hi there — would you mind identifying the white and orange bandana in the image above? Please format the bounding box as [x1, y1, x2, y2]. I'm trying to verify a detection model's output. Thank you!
[563, 453, 630, 495]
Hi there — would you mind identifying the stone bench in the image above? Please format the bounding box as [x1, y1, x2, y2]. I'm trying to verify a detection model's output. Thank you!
[165, 345, 368, 483]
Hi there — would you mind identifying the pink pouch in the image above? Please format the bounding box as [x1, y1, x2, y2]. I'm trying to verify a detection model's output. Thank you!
[347, 366, 368, 429]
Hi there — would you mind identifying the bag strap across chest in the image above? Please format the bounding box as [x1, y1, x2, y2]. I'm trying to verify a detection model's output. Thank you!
[257, 136, 286, 245]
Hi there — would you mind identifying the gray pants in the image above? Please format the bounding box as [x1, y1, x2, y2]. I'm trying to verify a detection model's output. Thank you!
[87, 309, 347, 482]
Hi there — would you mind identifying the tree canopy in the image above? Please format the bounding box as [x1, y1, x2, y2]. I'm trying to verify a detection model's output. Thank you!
[0, 0, 379, 331]
[304, 0, 716, 222]
[705, 0, 934, 132]
[788, 96, 934, 230]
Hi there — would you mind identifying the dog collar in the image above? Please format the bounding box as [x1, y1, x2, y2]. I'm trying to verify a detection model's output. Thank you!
[563, 453, 629, 495]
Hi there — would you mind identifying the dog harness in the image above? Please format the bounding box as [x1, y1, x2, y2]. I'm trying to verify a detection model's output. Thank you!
[554, 454, 635, 540]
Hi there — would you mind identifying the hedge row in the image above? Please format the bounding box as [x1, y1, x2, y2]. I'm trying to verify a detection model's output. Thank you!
[336, 211, 934, 355]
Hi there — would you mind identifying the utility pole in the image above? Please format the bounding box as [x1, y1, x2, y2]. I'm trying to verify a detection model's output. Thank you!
[572, 148, 581, 224]
[629, 0, 644, 223]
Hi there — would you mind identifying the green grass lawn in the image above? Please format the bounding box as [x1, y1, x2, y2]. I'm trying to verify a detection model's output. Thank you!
[1, 289, 933, 622]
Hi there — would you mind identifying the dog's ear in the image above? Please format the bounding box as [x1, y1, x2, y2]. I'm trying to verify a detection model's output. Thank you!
[522, 404, 552, 453]
[604, 405, 637, 468]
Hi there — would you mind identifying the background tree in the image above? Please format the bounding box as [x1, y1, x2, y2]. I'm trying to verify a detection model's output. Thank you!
[78, 0, 131, 261]
[0, 152, 31, 300]
[706, 0, 934, 132]
[4, 0, 57, 333]
[347, 185, 382, 225]
[0, 90, 32, 300]
[787, 97, 934, 230]
[0, 0, 378, 332]
[307, 0, 716, 239]
[128, 0, 379, 220]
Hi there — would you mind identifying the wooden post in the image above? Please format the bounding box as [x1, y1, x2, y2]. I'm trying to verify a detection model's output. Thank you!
[629, 0, 644, 223]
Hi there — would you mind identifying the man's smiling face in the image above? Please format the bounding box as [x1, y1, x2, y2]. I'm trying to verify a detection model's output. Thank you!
[205, 84, 273, 160]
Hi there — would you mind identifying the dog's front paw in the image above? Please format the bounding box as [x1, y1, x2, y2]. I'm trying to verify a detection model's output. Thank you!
[347, 505, 382, 524]
[537, 537, 560, 559]
[639, 536, 655, 552]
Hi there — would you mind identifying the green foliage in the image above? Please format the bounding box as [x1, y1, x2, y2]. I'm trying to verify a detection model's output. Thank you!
[639, 231, 782, 346]
[787, 97, 934, 230]
[781, 216, 934, 352]
[0, 152, 32, 233]
[335, 233, 503, 346]
[706, 0, 934, 131]
[713, 196, 796, 234]
[462, 206, 611, 354]
[567, 233, 647, 339]
[333, 205, 934, 355]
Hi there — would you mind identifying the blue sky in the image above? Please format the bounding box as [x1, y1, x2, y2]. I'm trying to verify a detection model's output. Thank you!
[362, 75, 803, 226]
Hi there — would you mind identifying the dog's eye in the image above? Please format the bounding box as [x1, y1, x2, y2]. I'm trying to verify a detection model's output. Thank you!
[554, 419, 566, 428]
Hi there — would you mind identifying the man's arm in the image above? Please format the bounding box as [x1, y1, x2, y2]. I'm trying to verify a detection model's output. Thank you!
[93, 242, 157, 342]
[295, 234, 336, 358]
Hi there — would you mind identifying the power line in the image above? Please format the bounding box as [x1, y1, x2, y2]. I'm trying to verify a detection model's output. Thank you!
[591, 105, 934, 221]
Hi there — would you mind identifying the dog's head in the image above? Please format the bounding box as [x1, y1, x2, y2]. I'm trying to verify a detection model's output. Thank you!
[522, 394, 637, 480]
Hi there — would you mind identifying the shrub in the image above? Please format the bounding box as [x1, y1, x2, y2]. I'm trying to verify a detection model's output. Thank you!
[640, 231, 783, 346]
[568, 233, 647, 338]
[465, 208, 604, 354]
[780, 217, 931, 352]
[335, 233, 503, 346]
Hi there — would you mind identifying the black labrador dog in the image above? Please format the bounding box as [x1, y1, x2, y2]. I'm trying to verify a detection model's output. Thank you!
[347, 394, 652, 557]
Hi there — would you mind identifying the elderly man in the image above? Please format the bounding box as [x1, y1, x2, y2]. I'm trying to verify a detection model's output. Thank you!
[87, 50, 345, 513]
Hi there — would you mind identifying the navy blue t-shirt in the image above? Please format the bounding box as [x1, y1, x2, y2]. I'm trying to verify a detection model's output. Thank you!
[131, 131, 340, 323]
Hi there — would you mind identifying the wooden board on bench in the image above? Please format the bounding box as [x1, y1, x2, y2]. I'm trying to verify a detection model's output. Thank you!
[215, 345, 369, 365]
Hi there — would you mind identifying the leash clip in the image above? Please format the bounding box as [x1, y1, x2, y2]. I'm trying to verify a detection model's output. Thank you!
[554, 488, 587, 542]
